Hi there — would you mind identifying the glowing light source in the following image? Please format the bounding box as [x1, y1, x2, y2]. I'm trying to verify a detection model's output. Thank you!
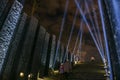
[72, 26, 81, 55]
[74, 0, 105, 61]
[77, 22, 83, 59]
[98, 0, 113, 80]
[84, 0, 104, 58]
[64, 9, 78, 62]
[19, 72, 24, 78]
[104, 65, 108, 69]
[53, 0, 69, 68]
[28, 73, 33, 79]
[90, 56, 95, 61]
[53, 70, 59, 75]
[90, 0, 104, 56]
[28, 74, 31, 78]
[74, 61, 77, 64]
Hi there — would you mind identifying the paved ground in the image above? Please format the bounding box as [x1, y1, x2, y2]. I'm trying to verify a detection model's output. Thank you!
[42, 62, 106, 80]
[68, 62, 106, 80]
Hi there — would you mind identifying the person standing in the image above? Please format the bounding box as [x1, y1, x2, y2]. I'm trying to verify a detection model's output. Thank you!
[63, 60, 72, 80]
[59, 63, 64, 80]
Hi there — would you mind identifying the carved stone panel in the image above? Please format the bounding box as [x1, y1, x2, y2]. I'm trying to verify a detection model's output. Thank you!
[39, 32, 50, 76]
[41, 32, 50, 65]
[49, 35, 56, 68]
[17, 16, 38, 78]
[0, 0, 23, 74]
[31, 26, 46, 77]
[2, 13, 27, 80]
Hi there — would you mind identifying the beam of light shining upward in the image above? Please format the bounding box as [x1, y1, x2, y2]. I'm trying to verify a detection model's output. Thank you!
[78, 22, 83, 59]
[71, 21, 83, 62]
[71, 23, 81, 61]
[74, 0, 105, 61]
[84, 0, 102, 53]
[98, 0, 113, 80]
[84, 0, 105, 59]
[72, 21, 83, 61]
[70, 53, 73, 62]
[53, 0, 69, 68]
[72, 26, 81, 56]
[90, 0, 104, 58]
[63, 9, 78, 62]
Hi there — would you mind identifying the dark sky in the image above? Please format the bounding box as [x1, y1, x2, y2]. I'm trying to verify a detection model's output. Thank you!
[23, 0, 103, 61]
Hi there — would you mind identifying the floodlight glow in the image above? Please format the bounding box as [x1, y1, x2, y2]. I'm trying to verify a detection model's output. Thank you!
[64, 9, 78, 62]
[74, 0, 104, 61]
[53, 0, 69, 68]
[98, 0, 113, 80]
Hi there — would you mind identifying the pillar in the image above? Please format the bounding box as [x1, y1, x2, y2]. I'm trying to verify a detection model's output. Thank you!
[103, 0, 120, 79]
[0, 0, 23, 76]
[16, 16, 38, 80]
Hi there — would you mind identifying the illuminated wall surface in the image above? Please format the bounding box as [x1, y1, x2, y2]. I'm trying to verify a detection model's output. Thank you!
[105, 0, 120, 64]
[0, 0, 23, 74]
[1, 0, 120, 80]
[104, 0, 120, 80]
[49, 35, 56, 68]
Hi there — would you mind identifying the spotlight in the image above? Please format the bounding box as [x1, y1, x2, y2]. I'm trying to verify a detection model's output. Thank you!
[53, 70, 59, 74]
[19, 72, 24, 78]
[28, 74, 31, 78]
[104, 65, 108, 69]
[108, 71, 110, 74]
[75, 61, 77, 64]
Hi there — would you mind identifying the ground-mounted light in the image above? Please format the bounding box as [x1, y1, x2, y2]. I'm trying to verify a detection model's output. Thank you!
[28, 73, 34, 80]
[53, 70, 59, 74]
[104, 65, 108, 69]
[74, 61, 77, 64]
[28, 74, 31, 78]
[19, 72, 24, 78]
[90, 56, 95, 61]
[108, 71, 110, 74]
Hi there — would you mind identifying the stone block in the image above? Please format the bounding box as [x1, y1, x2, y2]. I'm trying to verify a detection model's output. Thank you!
[16, 16, 38, 79]
[2, 13, 27, 80]
[49, 35, 56, 68]
[0, 0, 23, 75]
[39, 32, 50, 76]
[31, 26, 46, 77]
[41, 32, 50, 65]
